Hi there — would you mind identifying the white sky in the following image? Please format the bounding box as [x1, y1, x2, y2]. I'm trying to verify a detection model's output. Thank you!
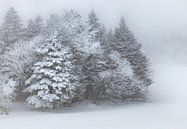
[0, 0, 186, 30]
[0, 0, 186, 57]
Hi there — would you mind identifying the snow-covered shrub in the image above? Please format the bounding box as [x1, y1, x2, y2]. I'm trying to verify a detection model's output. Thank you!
[0, 37, 40, 101]
[105, 72, 145, 102]
[0, 105, 9, 115]
[97, 51, 146, 102]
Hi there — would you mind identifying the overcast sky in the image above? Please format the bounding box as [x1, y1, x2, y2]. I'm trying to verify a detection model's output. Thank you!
[0, 0, 186, 30]
[0, 0, 186, 57]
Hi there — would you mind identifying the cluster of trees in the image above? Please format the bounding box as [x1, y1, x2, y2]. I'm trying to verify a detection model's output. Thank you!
[0, 7, 152, 110]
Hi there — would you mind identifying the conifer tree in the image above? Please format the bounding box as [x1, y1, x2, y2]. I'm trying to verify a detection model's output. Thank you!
[0, 7, 23, 49]
[45, 14, 60, 35]
[24, 32, 81, 108]
[0, 9, 152, 109]
[75, 11, 113, 102]
[60, 10, 84, 42]
[26, 16, 43, 39]
[114, 17, 152, 86]
[86, 10, 102, 42]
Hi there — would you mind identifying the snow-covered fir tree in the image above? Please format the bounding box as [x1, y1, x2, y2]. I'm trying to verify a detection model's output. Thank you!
[113, 17, 152, 86]
[60, 10, 84, 43]
[26, 16, 43, 39]
[0, 7, 23, 51]
[45, 14, 60, 35]
[86, 10, 102, 42]
[24, 32, 81, 109]
[74, 11, 114, 102]
[45, 10, 84, 43]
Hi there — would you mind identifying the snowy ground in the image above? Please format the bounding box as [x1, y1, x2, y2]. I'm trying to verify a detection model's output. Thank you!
[0, 63, 187, 129]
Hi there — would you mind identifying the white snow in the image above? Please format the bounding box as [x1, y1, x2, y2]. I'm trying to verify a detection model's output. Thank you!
[110, 51, 134, 77]
[0, 63, 187, 129]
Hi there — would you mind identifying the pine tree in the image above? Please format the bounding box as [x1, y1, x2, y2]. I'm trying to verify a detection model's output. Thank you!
[100, 27, 113, 54]
[60, 10, 84, 43]
[0, 7, 23, 49]
[114, 17, 152, 86]
[24, 32, 81, 109]
[86, 10, 102, 42]
[74, 11, 113, 102]
[26, 16, 43, 39]
[45, 14, 60, 35]
[0, 9, 152, 109]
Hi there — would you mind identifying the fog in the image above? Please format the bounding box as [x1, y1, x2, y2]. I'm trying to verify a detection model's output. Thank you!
[0, 1, 187, 127]
[0, 0, 186, 62]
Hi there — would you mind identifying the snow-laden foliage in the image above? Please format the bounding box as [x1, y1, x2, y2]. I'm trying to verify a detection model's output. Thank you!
[26, 16, 43, 39]
[0, 41, 5, 54]
[102, 51, 146, 101]
[113, 17, 152, 86]
[75, 27, 103, 55]
[109, 51, 133, 77]
[0, 37, 40, 101]
[77, 10, 103, 54]
[86, 10, 103, 42]
[0, 7, 23, 50]
[45, 14, 60, 35]
[45, 10, 83, 40]
[24, 32, 82, 108]
[0, 8, 152, 110]
[72, 11, 110, 102]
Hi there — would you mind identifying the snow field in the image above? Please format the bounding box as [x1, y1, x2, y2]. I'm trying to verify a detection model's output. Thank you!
[0, 63, 187, 129]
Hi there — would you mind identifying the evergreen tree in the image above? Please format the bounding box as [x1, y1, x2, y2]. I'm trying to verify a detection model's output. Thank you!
[75, 11, 113, 102]
[45, 14, 60, 35]
[114, 17, 152, 86]
[100, 27, 113, 54]
[0, 9, 152, 110]
[86, 10, 102, 42]
[24, 32, 81, 109]
[60, 10, 84, 43]
[0, 7, 23, 49]
[26, 16, 43, 39]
